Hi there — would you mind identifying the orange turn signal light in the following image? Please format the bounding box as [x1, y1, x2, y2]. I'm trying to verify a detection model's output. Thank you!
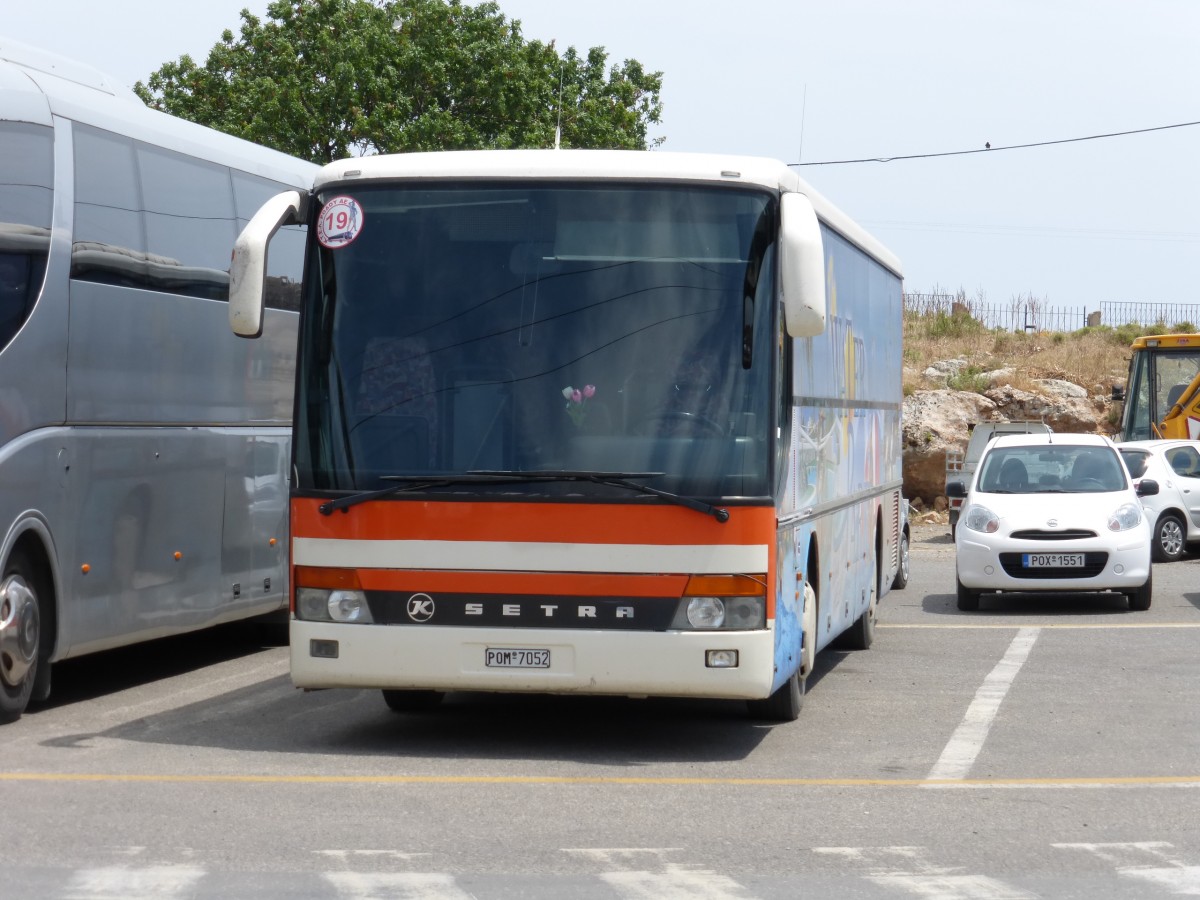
[683, 574, 766, 597]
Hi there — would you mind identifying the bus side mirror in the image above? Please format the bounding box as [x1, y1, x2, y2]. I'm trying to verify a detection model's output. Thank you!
[229, 190, 305, 338]
[779, 192, 827, 338]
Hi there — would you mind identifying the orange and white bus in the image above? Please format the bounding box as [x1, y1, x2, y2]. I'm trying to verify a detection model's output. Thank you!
[230, 150, 905, 720]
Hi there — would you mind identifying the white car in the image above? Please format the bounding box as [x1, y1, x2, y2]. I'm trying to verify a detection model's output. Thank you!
[1117, 439, 1200, 562]
[946, 433, 1158, 612]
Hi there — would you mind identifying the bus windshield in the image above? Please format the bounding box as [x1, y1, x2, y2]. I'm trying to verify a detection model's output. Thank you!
[295, 182, 778, 500]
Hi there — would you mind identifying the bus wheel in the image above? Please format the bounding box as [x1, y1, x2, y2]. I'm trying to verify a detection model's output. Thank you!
[0, 551, 41, 723]
[746, 668, 804, 722]
[382, 689, 444, 712]
[800, 582, 818, 678]
[839, 557, 877, 651]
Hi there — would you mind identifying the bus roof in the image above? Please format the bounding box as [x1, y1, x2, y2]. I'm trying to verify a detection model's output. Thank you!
[0, 36, 317, 188]
[316, 149, 903, 277]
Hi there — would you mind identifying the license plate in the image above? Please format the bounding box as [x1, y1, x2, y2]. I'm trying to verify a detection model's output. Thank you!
[1022, 553, 1085, 568]
[485, 648, 550, 668]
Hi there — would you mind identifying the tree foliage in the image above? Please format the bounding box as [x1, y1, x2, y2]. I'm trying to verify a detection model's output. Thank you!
[134, 0, 664, 163]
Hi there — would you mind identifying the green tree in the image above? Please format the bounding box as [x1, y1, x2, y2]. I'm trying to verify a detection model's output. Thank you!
[134, 0, 663, 163]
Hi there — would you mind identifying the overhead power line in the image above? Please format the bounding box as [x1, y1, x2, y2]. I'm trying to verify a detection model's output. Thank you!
[790, 119, 1200, 166]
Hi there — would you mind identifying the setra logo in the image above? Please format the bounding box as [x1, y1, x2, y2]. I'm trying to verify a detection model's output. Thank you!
[406, 593, 436, 623]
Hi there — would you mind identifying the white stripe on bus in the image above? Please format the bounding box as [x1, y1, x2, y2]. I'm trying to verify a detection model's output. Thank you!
[293, 538, 768, 573]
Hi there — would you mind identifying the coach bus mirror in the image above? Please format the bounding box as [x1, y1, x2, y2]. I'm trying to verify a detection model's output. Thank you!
[778, 192, 827, 338]
[230, 190, 304, 338]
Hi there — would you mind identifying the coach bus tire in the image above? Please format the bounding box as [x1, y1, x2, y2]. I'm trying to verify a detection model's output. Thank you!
[0, 550, 42, 723]
[838, 554, 877, 651]
[382, 689, 444, 712]
[1126, 571, 1153, 612]
[891, 530, 910, 590]
[746, 668, 804, 721]
[956, 576, 980, 612]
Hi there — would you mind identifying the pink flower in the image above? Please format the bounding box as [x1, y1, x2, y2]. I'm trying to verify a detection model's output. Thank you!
[582, 384, 596, 399]
[571, 389, 583, 404]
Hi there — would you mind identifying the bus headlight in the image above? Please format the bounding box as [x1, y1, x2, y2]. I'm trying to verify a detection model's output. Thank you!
[686, 597, 725, 628]
[295, 588, 374, 623]
[670, 596, 765, 630]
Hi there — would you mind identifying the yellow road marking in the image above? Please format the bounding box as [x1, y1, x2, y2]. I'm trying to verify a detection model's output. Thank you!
[1, 772, 1199, 788]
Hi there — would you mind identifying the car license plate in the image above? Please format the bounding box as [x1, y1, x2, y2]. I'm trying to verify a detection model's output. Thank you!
[485, 648, 550, 668]
[1022, 553, 1085, 568]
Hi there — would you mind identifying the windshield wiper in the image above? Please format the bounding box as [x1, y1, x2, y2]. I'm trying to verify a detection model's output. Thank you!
[468, 470, 730, 523]
[319, 470, 729, 522]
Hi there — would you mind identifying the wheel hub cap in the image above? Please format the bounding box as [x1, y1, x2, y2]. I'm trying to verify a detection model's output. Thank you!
[0, 576, 38, 688]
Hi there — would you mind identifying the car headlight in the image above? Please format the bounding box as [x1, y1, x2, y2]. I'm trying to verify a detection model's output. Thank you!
[962, 503, 1000, 534]
[1108, 502, 1143, 532]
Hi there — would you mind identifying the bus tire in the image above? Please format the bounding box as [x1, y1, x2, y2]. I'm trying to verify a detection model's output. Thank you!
[746, 668, 804, 722]
[839, 553, 877, 651]
[0, 550, 43, 723]
[382, 689, 444, 712]
[891, 530, 910, 590]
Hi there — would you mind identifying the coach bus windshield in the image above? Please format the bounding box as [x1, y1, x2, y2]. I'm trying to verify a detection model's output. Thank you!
[294, 182, 779, 501]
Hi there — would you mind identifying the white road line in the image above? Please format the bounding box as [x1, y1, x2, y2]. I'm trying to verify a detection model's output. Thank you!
[323, 872, 474, 900]
[926, 627, 1040, 782]
[601, 866, 758, 900]
[867, 874, 1037, 899]
[63, 865, 205, 900]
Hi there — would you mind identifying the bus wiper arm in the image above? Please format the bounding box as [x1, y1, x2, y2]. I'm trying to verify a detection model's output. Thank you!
[319, 471, 636, 515]
[320, 471, 730, 523]
[318, 477, 459, 515]
[469, 470, 730, 523]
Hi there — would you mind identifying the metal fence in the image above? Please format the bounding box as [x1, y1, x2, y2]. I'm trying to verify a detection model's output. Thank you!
[1097, 301, 1200, 329]
[904, 294, 1200, 333]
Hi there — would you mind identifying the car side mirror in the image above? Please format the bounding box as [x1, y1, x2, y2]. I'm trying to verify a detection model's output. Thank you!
[946, 480, 967, 498]
[1136, 479, 1159, 497]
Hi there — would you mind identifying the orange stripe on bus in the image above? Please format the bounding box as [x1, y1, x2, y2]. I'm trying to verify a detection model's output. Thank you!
[291, 498, 775, 545]
[296, 568, 690, 597]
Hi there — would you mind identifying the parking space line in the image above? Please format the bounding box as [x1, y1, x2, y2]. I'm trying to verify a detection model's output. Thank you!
[926, 627, 1040, 782]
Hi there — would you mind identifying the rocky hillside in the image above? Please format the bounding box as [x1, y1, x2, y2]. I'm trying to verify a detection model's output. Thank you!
[901, 355, 1122, 516]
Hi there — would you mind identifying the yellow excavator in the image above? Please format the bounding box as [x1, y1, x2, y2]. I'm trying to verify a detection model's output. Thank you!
[1117, 334, 1200, 441]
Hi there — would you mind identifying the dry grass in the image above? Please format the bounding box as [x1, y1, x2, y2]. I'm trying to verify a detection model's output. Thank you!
[901, 310, 1167, 397]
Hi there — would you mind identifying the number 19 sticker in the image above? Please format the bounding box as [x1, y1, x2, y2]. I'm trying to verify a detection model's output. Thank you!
[317, 195, 364, 249]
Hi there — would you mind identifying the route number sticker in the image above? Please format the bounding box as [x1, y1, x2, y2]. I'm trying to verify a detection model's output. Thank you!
[317, 196, 364, 249]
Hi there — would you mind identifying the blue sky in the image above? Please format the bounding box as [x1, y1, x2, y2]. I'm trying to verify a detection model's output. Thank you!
[5, 0, 1198, 315]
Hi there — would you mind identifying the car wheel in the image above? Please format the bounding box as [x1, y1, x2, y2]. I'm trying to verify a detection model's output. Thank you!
[746, 667, 805, 721]
[0, 550, 43, 724]
[891, 530, 910, 590]
[1127, 570, 1152, 612]
[1152, 514, 1186, 563]
[956, 576, 980, 612]
[382, 689, 444, 712]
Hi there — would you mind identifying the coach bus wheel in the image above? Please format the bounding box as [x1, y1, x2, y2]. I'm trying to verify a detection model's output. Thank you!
[746, 668, 804, 722]
[0, 550, 42, 723]
[838, 554, 877, 651]
[382, 689, 444, 712]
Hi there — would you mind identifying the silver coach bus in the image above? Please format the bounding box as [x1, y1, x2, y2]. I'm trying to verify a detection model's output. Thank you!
[0, 39, 317, 721]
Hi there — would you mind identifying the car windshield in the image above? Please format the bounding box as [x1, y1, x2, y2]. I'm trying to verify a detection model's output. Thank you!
[977, 444, 1127, 493]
